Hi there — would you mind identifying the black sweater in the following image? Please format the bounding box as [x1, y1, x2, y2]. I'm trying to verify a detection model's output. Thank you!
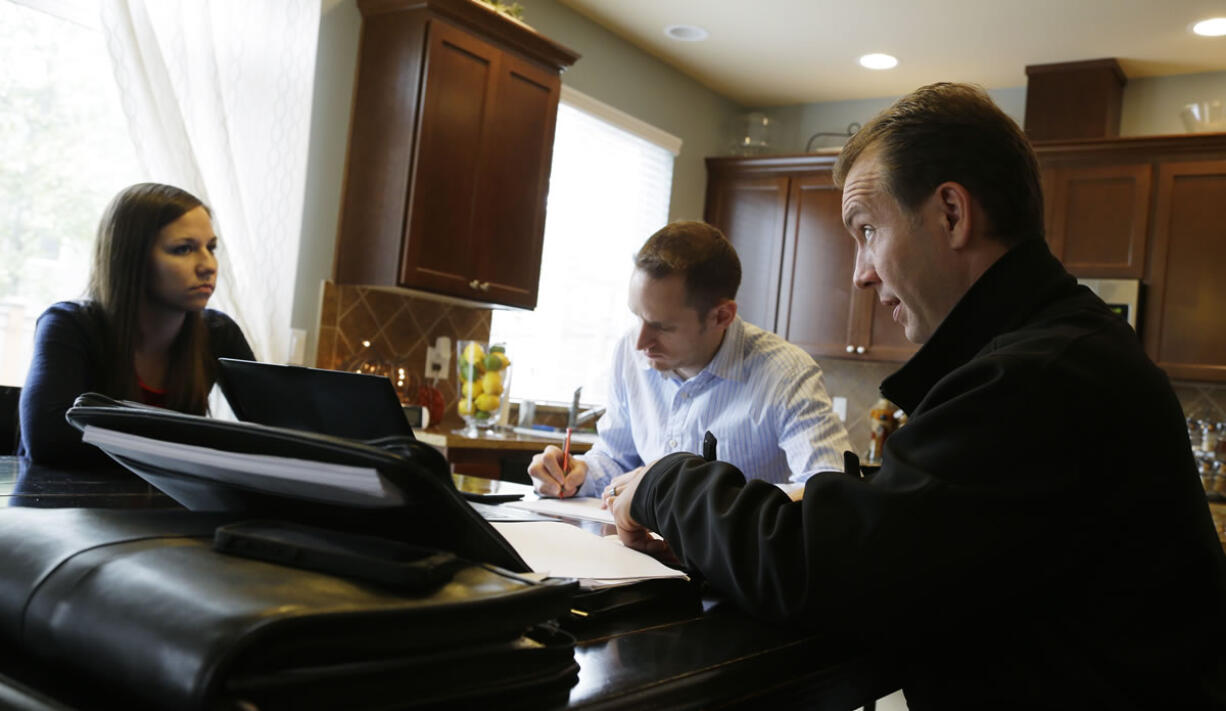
[632, 240, 1226, 710]
[18, 301, 254, 467]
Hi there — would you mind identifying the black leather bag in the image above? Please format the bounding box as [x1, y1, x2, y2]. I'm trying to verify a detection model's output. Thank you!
[0, 395, 584, 708]
[0, 508, 579, 710]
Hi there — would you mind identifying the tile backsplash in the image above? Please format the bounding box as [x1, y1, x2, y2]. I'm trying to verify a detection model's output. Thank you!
[1173, 382, 1226, 425]
[817, 358, 899, 457]
[310, 283, 1226, 449]
[819, 356, 1226, 457]
[315, 281, 491, 426]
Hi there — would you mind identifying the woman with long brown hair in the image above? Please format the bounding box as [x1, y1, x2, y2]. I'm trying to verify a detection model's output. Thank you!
[19, 183, 253, 466]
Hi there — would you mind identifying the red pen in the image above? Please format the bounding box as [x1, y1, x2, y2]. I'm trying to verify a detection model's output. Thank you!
[562, 427, 573, 476]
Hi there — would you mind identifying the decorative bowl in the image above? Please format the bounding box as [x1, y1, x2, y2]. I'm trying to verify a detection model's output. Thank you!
[1181, 101, 1226, 133]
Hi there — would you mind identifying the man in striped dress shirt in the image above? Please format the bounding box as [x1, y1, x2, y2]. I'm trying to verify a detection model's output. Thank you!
[528, 221, 852, 500]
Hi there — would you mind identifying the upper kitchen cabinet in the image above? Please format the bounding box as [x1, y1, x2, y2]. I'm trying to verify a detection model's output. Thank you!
[703, 173, 790, 331]
[704, 155, 915, 363]
[1040, 161, 1152, 278]
[1035, 134, 1226, 381]
[1144, 158, 1226, 382]
[335, 0, 579, 309]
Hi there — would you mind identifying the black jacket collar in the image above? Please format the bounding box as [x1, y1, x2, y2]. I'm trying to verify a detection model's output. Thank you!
[881, 239, 1077, 413]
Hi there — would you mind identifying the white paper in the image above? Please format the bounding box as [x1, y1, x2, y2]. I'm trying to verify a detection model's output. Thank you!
[82, 425, 401, 508]
[503, 496, 615, 524]
[491, 521, 686, 582]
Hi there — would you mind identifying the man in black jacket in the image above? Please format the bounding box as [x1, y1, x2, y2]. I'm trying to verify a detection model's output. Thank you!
[608, 83, 1226, 709]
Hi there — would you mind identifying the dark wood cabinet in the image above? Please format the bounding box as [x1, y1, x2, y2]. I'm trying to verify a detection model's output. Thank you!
[704, 155, 915, 363]
[1033, 135, 1226, 381]
[708, 134, 1226, 376]
[1144, 159, 1226, 382]
[336, 0, 578, 309]
[1041, 161, 1152, 278]
[775, 172, 853, 356]
[703, 174, 789, 331]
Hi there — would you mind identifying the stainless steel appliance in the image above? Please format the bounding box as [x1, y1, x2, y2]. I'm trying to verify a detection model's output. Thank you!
[1077, 278, 1141, 330]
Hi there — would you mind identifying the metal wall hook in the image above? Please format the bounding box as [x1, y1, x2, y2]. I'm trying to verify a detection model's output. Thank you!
[804, 122, 861, 152]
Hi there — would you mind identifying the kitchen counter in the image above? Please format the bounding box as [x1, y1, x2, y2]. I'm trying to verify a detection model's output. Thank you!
[416, 426, 595, 482]
[416, 426, 595, 453]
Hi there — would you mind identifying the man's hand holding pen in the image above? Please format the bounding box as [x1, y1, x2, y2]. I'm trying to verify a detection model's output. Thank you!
[527, 443, 587, 498]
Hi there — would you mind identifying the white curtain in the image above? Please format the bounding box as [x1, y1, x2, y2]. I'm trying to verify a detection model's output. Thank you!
[98, 0, 319, 364]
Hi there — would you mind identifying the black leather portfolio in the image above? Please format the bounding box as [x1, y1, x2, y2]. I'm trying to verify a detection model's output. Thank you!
[0, 508, 579, 710]
[63, 393, 529, 573]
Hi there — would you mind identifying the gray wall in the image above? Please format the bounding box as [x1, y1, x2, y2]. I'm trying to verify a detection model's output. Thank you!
[1122, 71, 1226, 135]
[289, 0, 742, 366]
[755, 71, 1226, 154]
[292, 0, 361, 367]
[759, 88, 1027, 154]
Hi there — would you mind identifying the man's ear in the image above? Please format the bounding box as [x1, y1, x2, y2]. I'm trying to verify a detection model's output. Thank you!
[709, 300, 737, 330]
[935, 182, 974, 250]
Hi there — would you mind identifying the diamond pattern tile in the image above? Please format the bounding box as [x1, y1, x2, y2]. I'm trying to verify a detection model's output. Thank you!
[316, 283, 493, 426]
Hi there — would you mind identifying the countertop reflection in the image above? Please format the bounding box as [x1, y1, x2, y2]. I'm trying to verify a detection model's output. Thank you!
[1, 456, 178, 509]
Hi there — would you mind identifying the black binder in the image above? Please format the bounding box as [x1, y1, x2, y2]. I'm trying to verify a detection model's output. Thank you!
[64, 393, 529, 573]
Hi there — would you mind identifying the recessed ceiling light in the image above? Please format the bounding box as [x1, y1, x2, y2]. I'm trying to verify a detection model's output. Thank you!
[1192, 17, 1226, 36]
[859, 53, 899, 70]
[664, 24, 708, 42]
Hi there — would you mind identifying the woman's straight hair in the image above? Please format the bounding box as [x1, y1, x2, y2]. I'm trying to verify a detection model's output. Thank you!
[87, 182, 214, 413]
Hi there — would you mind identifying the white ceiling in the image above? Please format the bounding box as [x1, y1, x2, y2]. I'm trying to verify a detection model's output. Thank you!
[555, 0, 1226, 106]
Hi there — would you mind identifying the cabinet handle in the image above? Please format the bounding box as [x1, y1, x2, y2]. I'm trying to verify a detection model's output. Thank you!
[469, 279, 480, 290]
[845, 345, 855, 354]
[480, 282, 491, 292]
[856, 345, 866, 355]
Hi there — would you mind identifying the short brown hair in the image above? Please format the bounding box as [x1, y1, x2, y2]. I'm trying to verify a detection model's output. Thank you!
[634, 221, 741, 315]
[833, 82, 1044, 246]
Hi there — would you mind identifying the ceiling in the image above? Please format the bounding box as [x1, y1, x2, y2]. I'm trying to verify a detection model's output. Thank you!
[554, 0, 1226, 106]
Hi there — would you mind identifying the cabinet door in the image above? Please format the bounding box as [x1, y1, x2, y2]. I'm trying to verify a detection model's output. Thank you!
[1144, 160, 1226, 382]
[401, 20, 496, 297]
[776, 173, 857, 357]
[705, 176, 789, 331]
[1044, 162, 1152, 278]
[471, 51, 560, 309]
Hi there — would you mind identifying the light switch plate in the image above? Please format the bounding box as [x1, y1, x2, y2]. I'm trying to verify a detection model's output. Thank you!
[832, 396, 848, 423]
[287, 328, 307, 365]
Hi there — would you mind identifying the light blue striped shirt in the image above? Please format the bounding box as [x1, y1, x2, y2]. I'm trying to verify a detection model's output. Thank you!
[577, 317, 852, 496]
